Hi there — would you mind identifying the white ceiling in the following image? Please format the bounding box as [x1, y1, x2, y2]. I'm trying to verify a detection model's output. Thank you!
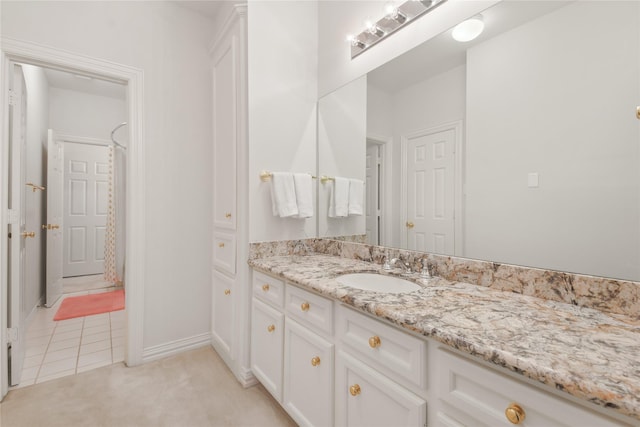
[44, 68, 127, 100]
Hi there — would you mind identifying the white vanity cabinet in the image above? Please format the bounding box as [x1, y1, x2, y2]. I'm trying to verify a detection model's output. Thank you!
[432, 347, 628, 427]
[336, 350, 427, 427]
[249, 268, 633, 427]
[335, 304, 428, 427]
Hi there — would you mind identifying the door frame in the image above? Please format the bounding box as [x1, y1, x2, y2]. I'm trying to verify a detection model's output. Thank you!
[400, 121, 463, 255]
[0, 37, 146, 398]
[366, 134, 392, 246]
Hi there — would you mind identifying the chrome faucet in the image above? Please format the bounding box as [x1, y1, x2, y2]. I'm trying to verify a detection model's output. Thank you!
[386, 258, 412, 275]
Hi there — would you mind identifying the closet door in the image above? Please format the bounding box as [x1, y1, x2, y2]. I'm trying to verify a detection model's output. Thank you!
[212, 27, 238, 231]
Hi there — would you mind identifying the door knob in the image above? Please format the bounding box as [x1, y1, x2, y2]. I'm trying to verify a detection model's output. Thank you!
[21, 231, 35, 238]
[406, 221, 414, 228]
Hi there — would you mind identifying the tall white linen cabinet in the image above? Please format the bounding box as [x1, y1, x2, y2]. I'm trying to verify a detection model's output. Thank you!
[210, 5, 253, 386]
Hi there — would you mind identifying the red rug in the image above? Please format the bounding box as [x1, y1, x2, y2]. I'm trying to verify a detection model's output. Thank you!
[53, 289, 125, 321]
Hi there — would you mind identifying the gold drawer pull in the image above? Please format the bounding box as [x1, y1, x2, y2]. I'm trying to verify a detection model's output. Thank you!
[218, 242, 225, 248]
[262, 284, 270, 292]
[21, 231, 36, 238]
[225, 212, 232, 218]
[349, 384, 361, 397]
[300, 302, 310, 312]
[267, 324, 275, 333]
[505, 403, 525, 424]
[311, 356, 321, 367]
[224, 289, 231, 295]
[369, 336, 381, 348]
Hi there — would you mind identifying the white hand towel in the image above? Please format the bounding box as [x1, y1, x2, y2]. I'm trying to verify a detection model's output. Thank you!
[270, 172, 298, 217]
[348, 179, 364, 216]
[293, 173, 313, 218]
[329, 177, 349, 218]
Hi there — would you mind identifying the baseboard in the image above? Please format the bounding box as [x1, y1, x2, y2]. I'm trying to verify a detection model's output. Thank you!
[237, 365, 258, 388]
[141, 333, 211, 363]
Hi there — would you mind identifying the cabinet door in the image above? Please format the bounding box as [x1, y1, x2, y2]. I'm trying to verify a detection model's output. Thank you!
[336, 350, 426, 427]
[211, 24, 238, 230]
[284, 318, 334, 427]
[434, 347, 625, 427]
[211, 270, 234, 357]
[251, 298, 284, 402]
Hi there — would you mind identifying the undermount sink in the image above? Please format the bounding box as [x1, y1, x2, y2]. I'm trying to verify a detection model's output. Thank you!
[336, 273, 421, 294]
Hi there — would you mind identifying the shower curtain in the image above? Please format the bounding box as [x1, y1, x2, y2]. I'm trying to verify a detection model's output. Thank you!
[104, 145, 126, 286]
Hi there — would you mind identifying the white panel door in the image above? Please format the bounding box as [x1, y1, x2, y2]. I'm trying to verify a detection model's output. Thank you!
[212, 33, 237, 230]
[63, 143, 109, 277]
[365, 143, 380, 246]
[8, 64, 27, 386]
[406, 129, 455, 254]
[45, 130, 64, 307]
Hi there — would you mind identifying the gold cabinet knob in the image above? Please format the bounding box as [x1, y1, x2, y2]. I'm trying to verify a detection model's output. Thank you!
[368, 336, 381, 348]
[224, 289, 231, 295]
[636, 106, 640, 120]
[21, 231, 35, 238]
[267, 324, 275, 333]
[225, 212, 232, 218]
[41, 224, 47, 230]
[349, 384, 361, 397]
[311, 356, 321, 367]
[505, 403, 526, 424]
[218, 242, 225, 248]
[300, 302, 310, 312]
[262, 284, 270, 292]
[406, 221, 414, 229]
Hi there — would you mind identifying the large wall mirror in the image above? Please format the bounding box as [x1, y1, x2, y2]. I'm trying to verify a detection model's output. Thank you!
[318, 0, 640, 282]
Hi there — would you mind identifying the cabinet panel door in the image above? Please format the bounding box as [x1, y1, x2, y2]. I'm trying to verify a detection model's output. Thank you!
[435, 347, 625, 427]
[284, 318, 334, 427]
[336, 350, 426, 427]
[211, 269, 234, 356]
[213, 231, 236, 275]
[211, 27, 237, 230]
[251, 298, 284, 402]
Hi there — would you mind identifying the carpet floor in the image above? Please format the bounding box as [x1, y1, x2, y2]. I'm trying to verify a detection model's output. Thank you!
[0, 347, 296, 427]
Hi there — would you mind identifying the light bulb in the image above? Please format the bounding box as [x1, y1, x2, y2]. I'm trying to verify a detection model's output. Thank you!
[452, 15, 484, 42]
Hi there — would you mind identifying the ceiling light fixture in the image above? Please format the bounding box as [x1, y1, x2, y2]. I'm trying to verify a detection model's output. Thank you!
[451, 15, 484, 42]
[348, 0, 446, 59]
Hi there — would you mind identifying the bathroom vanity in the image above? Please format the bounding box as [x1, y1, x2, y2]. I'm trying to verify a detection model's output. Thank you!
[248, 254, 639, 427]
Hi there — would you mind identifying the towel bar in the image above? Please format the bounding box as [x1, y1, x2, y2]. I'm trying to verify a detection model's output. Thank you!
[260, 171, 317, 182]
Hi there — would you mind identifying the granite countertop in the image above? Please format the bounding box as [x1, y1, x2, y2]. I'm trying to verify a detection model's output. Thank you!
[248, 254, 640, 423]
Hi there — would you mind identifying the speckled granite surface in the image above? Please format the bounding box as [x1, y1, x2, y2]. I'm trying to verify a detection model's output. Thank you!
[248, 254, 640, 423]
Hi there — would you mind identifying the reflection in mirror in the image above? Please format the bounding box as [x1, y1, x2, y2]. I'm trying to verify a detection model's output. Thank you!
[317, 75, 367, 238]
[321, 1, 640, 281]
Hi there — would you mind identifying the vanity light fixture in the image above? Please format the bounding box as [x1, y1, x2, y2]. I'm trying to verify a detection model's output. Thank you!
[451, 15, 484, 42]
[349, 0, 446, 59]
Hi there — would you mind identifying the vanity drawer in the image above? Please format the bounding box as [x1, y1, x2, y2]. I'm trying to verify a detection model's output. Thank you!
[213, 231, 236, 275]
[336, 305, 427, 391]
[285, 284, 333, 338]
[434, 346, 625, 427]
[253, 270, 285, 309]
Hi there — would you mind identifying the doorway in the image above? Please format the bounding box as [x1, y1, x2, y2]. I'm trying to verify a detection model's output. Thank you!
[1, 38, 146, 399]
[400, 122, 464, 255]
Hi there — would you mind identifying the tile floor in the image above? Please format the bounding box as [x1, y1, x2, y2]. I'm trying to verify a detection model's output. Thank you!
[14, 286, 125, 388]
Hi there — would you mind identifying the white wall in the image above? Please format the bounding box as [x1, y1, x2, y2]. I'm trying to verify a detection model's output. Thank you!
[49, 88, 126, 140]
[21, 64, 49, 318]
[317, 75, 367, 237]
[465, 1, 640, 280]
[248, 0, 318, 242]
[1, 1, 216, 350]
[317, 0, 497, 97]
